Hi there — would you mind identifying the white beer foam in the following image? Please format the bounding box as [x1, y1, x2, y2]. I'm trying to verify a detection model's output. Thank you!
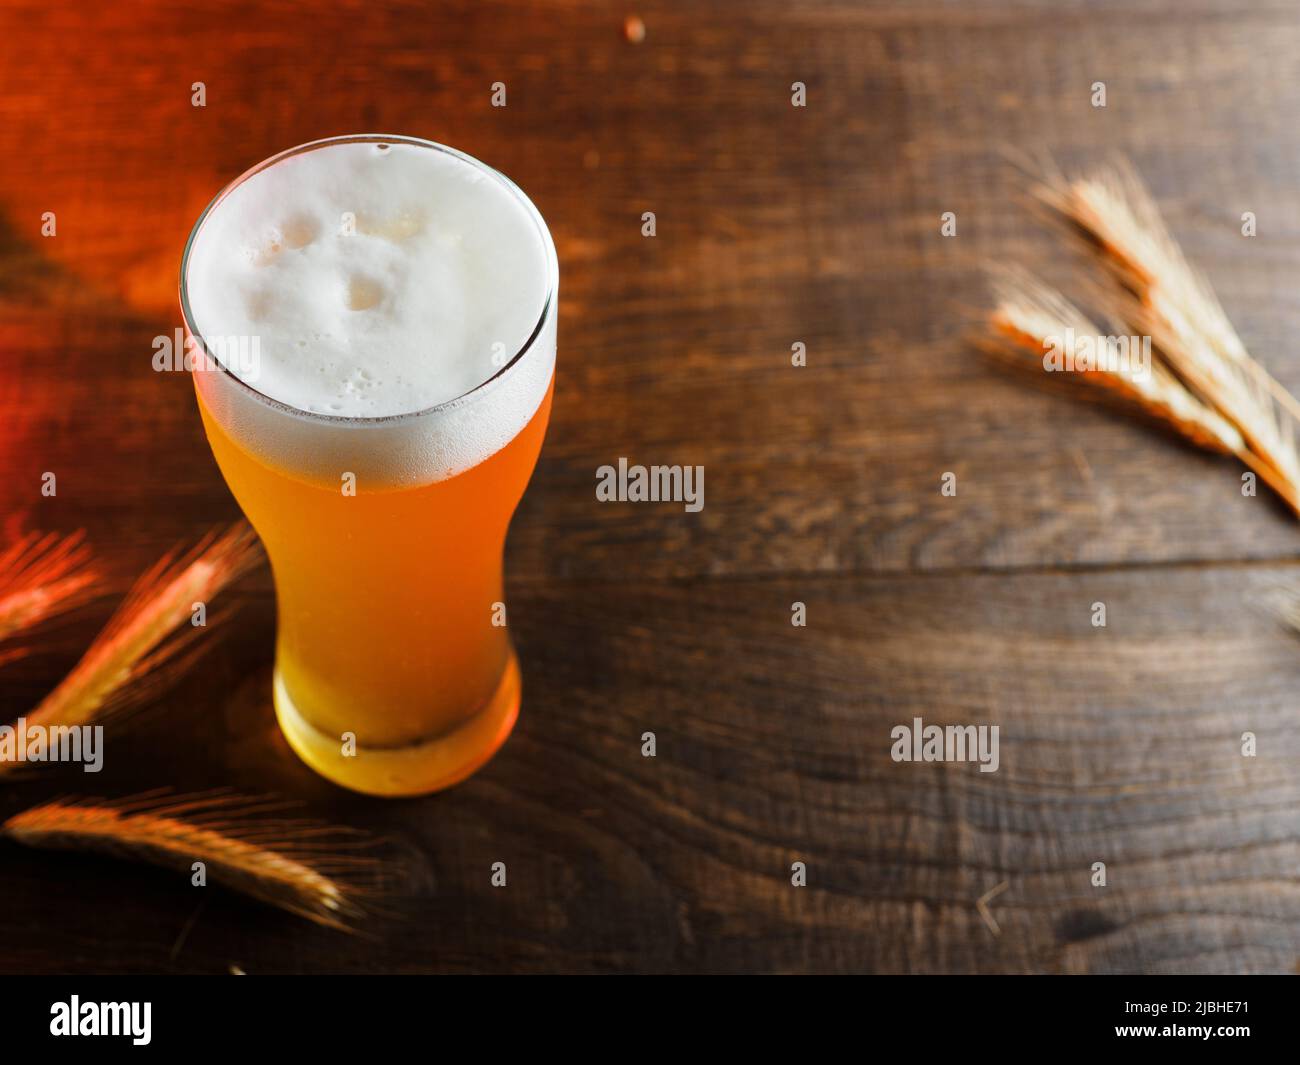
[185, 138, 557, 488]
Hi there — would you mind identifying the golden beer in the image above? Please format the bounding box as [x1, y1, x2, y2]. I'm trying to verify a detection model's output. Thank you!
[182, 136, 558, 795]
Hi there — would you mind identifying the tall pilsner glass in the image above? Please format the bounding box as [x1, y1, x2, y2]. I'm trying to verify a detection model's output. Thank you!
[180, 135, 557, 796]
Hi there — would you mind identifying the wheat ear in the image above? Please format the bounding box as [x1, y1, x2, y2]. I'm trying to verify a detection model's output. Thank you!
[0, 530, 100, 643]
[1034, 161, 1300, 515]
[6, 523, 262, 757]
[2, 791, 384, 931]
[989, 269, 1247, 451]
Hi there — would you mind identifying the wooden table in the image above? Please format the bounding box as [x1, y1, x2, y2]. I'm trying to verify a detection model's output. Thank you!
[3, 0, 1299, 974]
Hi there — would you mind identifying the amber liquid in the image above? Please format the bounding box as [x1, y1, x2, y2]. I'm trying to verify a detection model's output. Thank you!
[195, 377, 553, 795]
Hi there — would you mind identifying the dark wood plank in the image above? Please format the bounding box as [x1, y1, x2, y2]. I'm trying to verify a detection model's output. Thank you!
[4, 563, 1299, 973]
[5, 2, 1300, 581]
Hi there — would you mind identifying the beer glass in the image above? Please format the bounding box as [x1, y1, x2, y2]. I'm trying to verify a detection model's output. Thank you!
[180, 136, 557, 796]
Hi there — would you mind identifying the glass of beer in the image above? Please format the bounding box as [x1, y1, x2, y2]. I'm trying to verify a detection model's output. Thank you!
[180, 135, 557, 796]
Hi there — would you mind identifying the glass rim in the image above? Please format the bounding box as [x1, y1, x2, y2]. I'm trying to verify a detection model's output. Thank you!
[178, 133, 558, 426]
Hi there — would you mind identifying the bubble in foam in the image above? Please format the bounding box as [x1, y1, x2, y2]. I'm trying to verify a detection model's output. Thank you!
[280, 215, 319, 249]
[346, 275, 384, 311]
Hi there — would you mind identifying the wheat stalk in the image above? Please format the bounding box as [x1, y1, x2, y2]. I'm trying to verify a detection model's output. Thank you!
[989, 268, 1248, 457]
[989, 160, 1300, 517]
[986, 269, 1300, 514]
[1, 524, 262, 769]
[1, 791, 383, 931]
[0, 530, 100, 643]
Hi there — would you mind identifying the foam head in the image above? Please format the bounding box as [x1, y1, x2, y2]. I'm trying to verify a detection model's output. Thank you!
[183, 136, 557, 488]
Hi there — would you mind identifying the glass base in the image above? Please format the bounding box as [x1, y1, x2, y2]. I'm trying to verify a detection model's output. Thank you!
[273, 652, 521, 797]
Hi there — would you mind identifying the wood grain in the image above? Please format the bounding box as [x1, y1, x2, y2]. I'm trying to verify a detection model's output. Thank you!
[5, 2, 1300, 579]
[2, 0, 1300, 973]
[5, 565, 1299, 973]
